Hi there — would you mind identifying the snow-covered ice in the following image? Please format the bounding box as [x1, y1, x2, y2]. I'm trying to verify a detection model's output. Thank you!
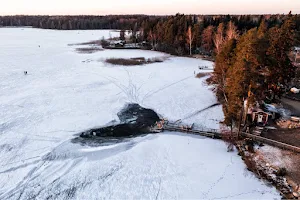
[0, 28, 279, 199]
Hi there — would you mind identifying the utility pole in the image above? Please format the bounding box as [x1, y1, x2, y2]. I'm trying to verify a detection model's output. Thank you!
[238, 84, 252, 138]
[237, 102, 244, 139]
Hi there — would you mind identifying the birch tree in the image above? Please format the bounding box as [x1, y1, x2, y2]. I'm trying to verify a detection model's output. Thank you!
[213, 23, 225, 54]
[226, 21, 239, 41]
[186, 26, 194, 55]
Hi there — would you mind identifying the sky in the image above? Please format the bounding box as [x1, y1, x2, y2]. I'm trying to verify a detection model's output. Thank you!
[0, 0, 299, 15]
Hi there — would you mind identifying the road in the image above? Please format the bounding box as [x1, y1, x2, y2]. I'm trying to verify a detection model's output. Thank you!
[281, 97, 300, 116]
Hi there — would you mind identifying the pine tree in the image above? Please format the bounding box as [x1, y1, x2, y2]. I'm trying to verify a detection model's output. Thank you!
[201, 25, 214, 54]
[267, 14, 295, 87]
[224, 28, 266, 126]
[193, 23, 203, 49]
[257, 19, 267, 38]
[211, 38, 237, 105]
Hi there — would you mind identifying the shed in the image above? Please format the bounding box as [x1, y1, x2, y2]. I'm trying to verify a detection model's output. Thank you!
[252, 111, 269, 126]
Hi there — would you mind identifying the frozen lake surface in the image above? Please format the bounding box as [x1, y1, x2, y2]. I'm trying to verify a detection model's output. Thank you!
[0, 28, 279, 199]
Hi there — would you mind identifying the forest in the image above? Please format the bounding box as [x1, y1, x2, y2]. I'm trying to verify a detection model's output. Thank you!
[1, 14, 300, 56]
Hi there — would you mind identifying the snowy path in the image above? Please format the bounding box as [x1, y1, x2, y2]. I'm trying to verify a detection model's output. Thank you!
[0, 28, 279, 199]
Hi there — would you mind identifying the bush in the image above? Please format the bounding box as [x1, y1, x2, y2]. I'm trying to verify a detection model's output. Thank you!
[100, 39, 110, 48]
[106, 58, 144, 66]
[76, 47, 103, 54]
[68, 40, 101, 46]
[245, 139, 255, 153]
[105, 57, 166, 66]
[195, 73, 210, 78]
[276, 167, 287, 176]
[244, 156, 257, 172]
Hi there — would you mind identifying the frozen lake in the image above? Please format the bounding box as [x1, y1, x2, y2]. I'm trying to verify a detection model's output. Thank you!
[0, 28, 279, 199]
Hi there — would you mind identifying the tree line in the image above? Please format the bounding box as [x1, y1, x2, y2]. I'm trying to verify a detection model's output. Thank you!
[0, 15, 159, 30]
[140, 14, 300, 56]
[1, 14, 299, 56]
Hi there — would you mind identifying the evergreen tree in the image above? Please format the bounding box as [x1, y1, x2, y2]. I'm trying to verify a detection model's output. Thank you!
[193, 23, 203, 49]
[267, 15, 295, 86]
[211, 38, 237, 106]
[257, 19, 267, 38]
[201, 25, 214, 54]
[222, 28, 268, 126]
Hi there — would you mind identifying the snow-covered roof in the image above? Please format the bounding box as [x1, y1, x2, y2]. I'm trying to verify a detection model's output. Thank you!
[264, 104, 279, 113]
[110, 40, 124, 44]
[253, 108, 268, 114]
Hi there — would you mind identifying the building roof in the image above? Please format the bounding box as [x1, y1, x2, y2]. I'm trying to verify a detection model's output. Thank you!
[264, 104, 279, 113]
[253, 110, 269, 115]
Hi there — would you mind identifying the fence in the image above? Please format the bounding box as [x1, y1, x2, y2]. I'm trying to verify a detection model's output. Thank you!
[155, 121, 300, 153]
[163, 124, 221, 139]
[241, 132, 300, 153]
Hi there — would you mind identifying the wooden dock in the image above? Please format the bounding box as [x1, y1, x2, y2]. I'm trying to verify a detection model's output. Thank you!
[152, 121, 221, 139]
[153, 120, 300, 153]
[163, 124, 221, 139]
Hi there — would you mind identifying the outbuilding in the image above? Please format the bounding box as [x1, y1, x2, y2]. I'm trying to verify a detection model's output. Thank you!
[252, 110, 269, 126]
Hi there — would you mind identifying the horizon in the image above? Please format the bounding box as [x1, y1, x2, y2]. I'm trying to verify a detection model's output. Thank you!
[0, 13, 298, 17]
[1, 0, 299, 15]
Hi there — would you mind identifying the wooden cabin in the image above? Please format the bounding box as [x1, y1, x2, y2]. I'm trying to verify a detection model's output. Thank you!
[252, 111, 269, 126]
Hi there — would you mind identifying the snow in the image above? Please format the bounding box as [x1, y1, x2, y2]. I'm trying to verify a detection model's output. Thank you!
[0, 28, 280, 199]
[256, 145, 293, 168]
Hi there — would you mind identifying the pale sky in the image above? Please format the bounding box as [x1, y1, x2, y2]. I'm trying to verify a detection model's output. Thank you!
[0, 0, 299, 15]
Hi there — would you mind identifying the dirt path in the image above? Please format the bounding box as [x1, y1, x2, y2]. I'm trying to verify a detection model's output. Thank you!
[262, 128, 300, 148]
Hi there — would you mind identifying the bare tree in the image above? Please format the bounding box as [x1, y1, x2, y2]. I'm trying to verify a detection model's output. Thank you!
[186, 26, 194, 55]
[120, 30, 125, 41]
[213, 23, 225, 54]
[226, 21, 239, 41]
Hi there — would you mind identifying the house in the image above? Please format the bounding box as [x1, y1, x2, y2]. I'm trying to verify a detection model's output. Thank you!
[252, 110, 269, 126]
